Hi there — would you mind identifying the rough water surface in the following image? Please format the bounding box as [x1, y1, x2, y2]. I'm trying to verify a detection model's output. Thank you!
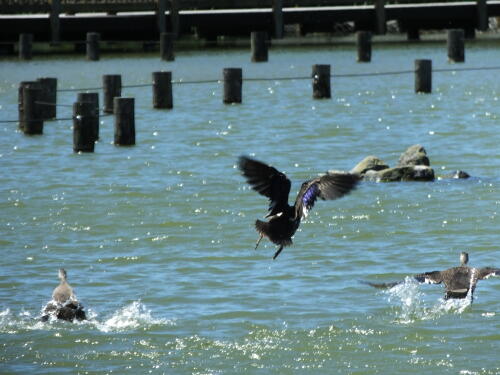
[1, 43, 499, 374]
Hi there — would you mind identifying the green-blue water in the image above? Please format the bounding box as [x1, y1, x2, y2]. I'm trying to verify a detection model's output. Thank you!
[1, 42, 499, 374]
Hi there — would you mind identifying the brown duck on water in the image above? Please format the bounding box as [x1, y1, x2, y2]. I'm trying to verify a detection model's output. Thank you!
[238, 156, 359, 259]
[41, 269, 87, 322]
[363, 252, 500, 300]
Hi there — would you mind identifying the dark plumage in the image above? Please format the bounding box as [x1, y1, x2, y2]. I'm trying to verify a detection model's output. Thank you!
[41, 268, 87, 322]
[363, 252, 500, 301]
[238, 156, 359, 259]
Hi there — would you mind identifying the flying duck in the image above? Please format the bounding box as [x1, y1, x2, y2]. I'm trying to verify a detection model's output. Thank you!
[238, 156, 359, 259]
[363, 252, 500, 300]
[41, 268, 86, 322]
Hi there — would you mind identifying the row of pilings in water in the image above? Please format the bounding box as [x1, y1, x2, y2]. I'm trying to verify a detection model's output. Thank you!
[16, 29, 467, 63]
[16, 59, 439, 153]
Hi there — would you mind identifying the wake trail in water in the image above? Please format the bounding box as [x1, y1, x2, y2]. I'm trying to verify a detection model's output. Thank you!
[385, 277, 472, 324]
[0, 301, 175, 334]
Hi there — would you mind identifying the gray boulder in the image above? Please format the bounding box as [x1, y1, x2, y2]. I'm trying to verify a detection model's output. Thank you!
[351, 155, 389, 176]
[397, 144, 430, 167]
[364, 165, 435, 182]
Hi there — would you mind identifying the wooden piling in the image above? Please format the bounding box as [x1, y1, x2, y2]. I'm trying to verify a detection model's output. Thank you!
[477, 0, 488, 32]
[114, 97, 135, 146]
[251, 31, 268, 62]
[103, 74, 122, 113]
[37, 77, 57, 120]
[152, 71, 173, 109]
[170, 0, 180, 38]
[374, 0, 386, 35]
[223, 68, 242, 104]
[415, 59, 432, 94]
[50, 0, 61, 44]
[447, 29, 465, 63]
[18, 81, 35, 131]
[407, 28, 420, 41]
[77, 92, 99, 141]
[273, 0, 284, 39]
[356, 31, 372, 62]
[19, 33, 33, 60]
[86, 32, 100, 61]
[73, 101, 96, 152]
[157, 0, 167, 33]
[21, 82, 43, 135]
[160, 32, 175, 61]
[312, 64, 331, 99]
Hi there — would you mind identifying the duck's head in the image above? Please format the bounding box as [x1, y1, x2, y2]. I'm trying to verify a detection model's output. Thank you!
[460, 252, 469, 266]
[58, 268, 67, 281]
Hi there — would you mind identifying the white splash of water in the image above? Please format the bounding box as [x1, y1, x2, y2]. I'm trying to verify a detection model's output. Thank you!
[96, 301, 174, 333]
[385, 277, 472, 324]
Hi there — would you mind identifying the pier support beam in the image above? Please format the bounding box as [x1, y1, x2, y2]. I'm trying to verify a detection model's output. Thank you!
[21, 82, 43, 135]
[223, 68, 242, 104]
[415, 59, 432, 94]
[50, 0, 61, 44]
[160, 32, 175, 61]
[157, 0, 167, 33]
[103, 74, 122, 114]
[77, 92, 99, 141]
[152, 71, 173, 109]
[86, 32, 100, 61]
[251, 31, 268, 62]
[374, 0, 386, 34]
[73, 101, 96, 152]
[356, 31, 372, 62]
[19, 34, 33, 60]
[476, 0, 488, 31]
[170, 0, 180, 38]
[312, 64, 331, 99]
[114, 97, 136, 146]
[37, 77, 57, 120]
[273, 0, 284, 39]
[447, 29, 465, 63]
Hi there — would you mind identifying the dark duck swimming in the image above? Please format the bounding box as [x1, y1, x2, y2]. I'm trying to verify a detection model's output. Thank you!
[363, 252, 500, 300]
[238, 155, 359, 259]
[41, 268, 87, 322]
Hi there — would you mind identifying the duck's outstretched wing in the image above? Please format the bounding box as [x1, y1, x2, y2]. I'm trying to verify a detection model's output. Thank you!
[238, 156, 291, 217]
[360, 280, 402, 289]
[477, 267, 500, 280]
[294, 172, 359, 220]
[414, 271, 443, 284]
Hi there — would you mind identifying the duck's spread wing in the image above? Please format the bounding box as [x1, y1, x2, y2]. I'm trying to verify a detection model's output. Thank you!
[295, 172, 359, 219]
[238, 156, 291, 216]
[414, 271, 443, 284]
[360, 280, 402, 289]
[477, 267, 500, 280]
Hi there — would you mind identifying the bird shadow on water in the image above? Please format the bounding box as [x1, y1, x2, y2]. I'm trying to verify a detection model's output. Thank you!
[383, 277, 472, 324]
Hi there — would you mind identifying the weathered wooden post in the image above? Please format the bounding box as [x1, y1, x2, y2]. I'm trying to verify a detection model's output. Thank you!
[50, 0, 61, 44]
[407, 28, 420, 41]
[477, 0, 488, 32]
[170, 0, 180, 38]
[251, 31, 268, 62]
[273, 0, 284, 39]
[447, 29, 465, 63]
[223, 68, 242, 104]
[103, 74, 122, 113]
[157, 0, 167, 33]
[152, 71, 173, 109]
[415, 59, 432, 94]
[312, 64, 331, 99]
[21, 82, 43, 134]
[160, 32, 175, 61]
[374, 0, 386, 35]
[37, 77, 57, 120]
[19, 34, 33, 60]
[77, 92, 99, 141]
[18, 81, 35, 131]
[356, 31, 372, 62]
[86, 32, 100, 61]
[73, 101, 96, 152]
[114, 97, 135, 146]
